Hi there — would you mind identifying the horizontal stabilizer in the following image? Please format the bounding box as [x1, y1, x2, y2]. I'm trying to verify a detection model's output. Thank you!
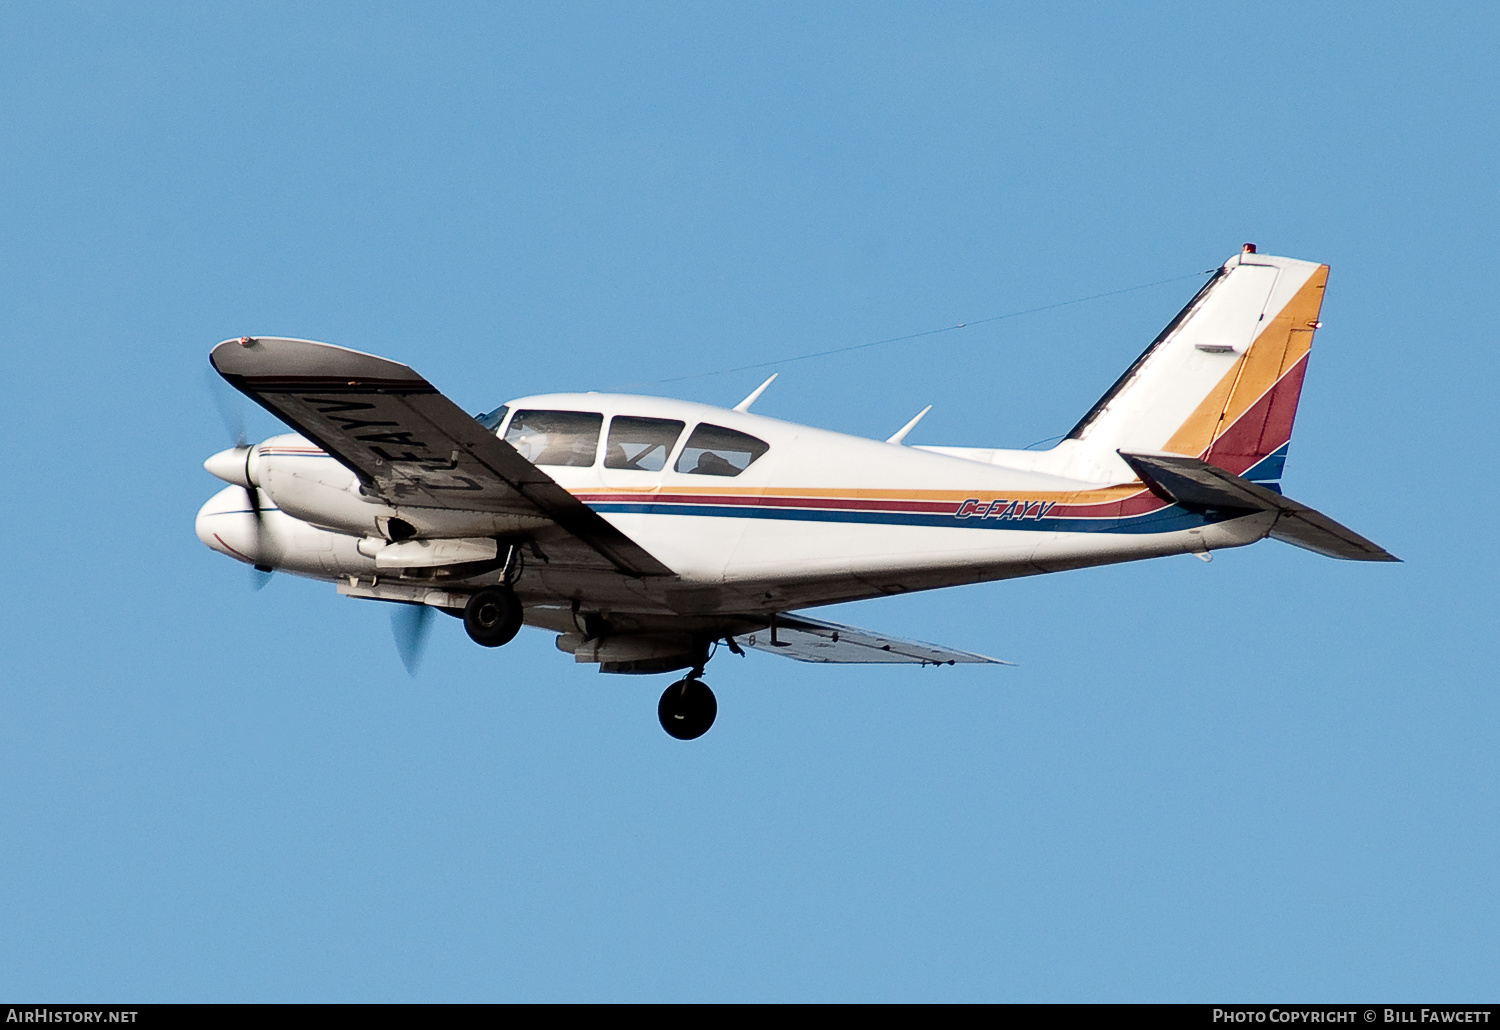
[734, 614, 1010, 666]
[1118, 451, 1399, 562]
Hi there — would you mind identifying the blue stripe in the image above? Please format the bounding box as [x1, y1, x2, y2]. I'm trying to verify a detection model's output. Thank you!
[1242, 444, 1289, 482]
[587, 502, 1232, 535]
[209, 503, 1232, 535]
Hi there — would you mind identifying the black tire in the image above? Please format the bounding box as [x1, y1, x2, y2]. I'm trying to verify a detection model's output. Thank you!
[658, 678, 717, 740]
[463, 586, 523, 647]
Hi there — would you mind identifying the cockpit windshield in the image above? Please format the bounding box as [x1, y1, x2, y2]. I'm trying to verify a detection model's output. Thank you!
[674, 424, 769, 477]
[475, 405, 508, 431]
[505, 410, 603, 466]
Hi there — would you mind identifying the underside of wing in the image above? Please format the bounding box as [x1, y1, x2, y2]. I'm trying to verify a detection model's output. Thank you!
[734, 614, 1010, 666]
[1118, 450, 1399, 562]
[211, 336, 674, 577]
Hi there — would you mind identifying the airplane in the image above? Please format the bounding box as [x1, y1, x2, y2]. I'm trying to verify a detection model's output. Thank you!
[196, 245, 1396, 740]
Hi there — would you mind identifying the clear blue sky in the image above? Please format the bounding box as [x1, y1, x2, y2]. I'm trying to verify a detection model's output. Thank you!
[1, 2, 1495, 1002]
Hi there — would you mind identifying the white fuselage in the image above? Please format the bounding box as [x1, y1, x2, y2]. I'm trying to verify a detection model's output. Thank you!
[196, 392, 1273, 625]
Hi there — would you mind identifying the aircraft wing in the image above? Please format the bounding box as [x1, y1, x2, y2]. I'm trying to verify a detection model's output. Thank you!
[1118, 450, 1399, 562]
[210, 336, 674, 577]
[733, 614, 1010, 666]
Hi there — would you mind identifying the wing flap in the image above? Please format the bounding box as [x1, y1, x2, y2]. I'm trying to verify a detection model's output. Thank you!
[1118, 450, 1399, 562]
[211, 336, 674, 577]
[734, 614, 1009, 665]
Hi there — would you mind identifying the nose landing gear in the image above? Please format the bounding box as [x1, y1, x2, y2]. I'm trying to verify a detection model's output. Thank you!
[658, 676, 717, 740]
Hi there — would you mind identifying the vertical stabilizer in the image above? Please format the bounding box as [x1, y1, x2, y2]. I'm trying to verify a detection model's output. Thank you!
[1064, 247, 1328, 483]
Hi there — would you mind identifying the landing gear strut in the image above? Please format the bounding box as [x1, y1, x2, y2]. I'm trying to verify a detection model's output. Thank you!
[463, 586, 522, 647]
[658, 676, 717, 740]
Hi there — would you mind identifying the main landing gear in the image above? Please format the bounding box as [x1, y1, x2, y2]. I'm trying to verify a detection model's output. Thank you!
[656, 638, 737, 740]
[457, 573, 723, 740]
[658, 675, 717, 740]
[463, 586, 522, 647]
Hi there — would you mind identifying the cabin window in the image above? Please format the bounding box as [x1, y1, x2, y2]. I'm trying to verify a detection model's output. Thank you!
[674, 423, 769, 477]
[605, 416, 685, 472]
[505, 410, 603, 466]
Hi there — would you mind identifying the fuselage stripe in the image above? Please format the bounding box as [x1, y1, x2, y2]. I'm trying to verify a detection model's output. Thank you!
[586, 501, 1232, 534]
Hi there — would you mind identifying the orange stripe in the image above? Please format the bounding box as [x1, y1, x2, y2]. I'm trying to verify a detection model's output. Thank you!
[1163, 265, 1328, 456]
[579, 484, 1144, 504]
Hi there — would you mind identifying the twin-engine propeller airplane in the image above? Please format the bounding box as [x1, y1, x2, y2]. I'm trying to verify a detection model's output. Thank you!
[197, 245, 1396, 739]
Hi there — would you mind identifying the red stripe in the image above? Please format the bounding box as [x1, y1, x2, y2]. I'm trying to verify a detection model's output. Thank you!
[1207, 353, 1310, 476]
[574, 492, 959, 514]
[213, 533, 256, 563]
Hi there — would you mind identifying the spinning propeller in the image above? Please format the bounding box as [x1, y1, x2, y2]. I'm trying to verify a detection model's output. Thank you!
[391, 604, 436, 675]
[204, 361, 443, 669]
[205, 366, 273, 589]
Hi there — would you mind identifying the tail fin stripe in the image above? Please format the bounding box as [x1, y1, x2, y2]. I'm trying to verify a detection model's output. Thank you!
[1241, 443, 1290, 483]
[1207, 351, 1311, 477]
[1161, 266, 1327, 460]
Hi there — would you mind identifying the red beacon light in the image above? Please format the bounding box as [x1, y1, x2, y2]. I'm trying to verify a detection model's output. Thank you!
[1242, 243, 1257, 254]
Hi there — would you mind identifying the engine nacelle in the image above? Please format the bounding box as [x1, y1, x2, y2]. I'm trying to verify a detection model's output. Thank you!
[209, 434, 551, 541]
[195, 484, 378, 578]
